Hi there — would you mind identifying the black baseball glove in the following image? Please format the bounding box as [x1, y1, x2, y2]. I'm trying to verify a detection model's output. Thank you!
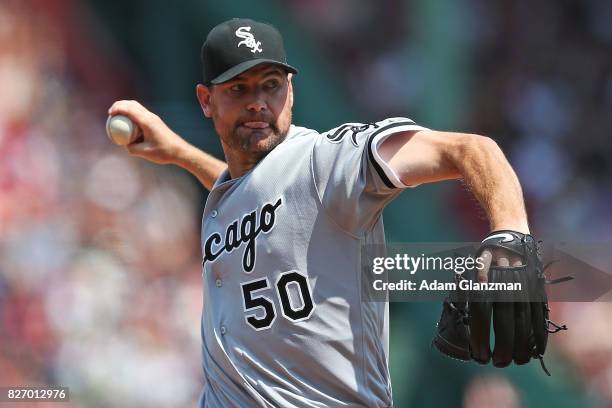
[432, 230, 571, 375]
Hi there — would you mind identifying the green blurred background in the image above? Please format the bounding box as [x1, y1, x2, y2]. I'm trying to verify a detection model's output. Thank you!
[1, 0, 611, 406]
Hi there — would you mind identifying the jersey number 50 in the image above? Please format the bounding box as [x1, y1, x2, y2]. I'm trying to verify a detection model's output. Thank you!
[240, 271, 315, 331]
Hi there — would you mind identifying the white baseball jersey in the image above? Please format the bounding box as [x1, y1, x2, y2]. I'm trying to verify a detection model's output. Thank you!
[199, 118, 426, 407]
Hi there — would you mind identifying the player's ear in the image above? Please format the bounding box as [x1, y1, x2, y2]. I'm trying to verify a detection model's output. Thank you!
[287, 74, 294, 109]
[196, 84, 213, 118]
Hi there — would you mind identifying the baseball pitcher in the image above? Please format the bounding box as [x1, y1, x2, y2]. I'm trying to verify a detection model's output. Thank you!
[108, 18, 565, 408]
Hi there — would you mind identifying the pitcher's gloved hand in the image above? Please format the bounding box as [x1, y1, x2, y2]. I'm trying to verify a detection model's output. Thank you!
[432, 230, 572, 375]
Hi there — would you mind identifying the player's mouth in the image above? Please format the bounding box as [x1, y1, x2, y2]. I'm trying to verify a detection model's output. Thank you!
[242, 122, 270, 129]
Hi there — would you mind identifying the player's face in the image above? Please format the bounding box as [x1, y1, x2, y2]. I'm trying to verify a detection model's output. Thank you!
[197, 64, 293, 162]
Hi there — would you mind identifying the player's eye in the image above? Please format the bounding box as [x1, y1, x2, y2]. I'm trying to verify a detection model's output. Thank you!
[229, 83, 246, 93]
[263, 79, 280, 90]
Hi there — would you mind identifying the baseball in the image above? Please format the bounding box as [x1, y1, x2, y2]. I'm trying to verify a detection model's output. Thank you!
[106, 114, 140, 145]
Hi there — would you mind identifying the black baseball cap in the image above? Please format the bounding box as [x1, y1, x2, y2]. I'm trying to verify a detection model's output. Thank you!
[201, 18, 298, 85]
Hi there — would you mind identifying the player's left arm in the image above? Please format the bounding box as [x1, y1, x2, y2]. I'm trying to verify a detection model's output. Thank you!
[379, 130, 529, 235]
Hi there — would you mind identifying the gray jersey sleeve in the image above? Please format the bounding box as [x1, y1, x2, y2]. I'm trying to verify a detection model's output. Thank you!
[311, 117, 428, 235]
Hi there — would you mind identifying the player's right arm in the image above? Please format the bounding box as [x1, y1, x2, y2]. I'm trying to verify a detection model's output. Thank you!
[108, 100, 226, 191]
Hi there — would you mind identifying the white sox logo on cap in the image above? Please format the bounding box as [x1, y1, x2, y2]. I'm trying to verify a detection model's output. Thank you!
[235, 26, 263, 53]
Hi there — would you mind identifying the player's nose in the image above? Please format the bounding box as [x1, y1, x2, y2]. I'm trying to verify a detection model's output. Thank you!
[246, 93, 268, 112]
[247, 101, 267, 112]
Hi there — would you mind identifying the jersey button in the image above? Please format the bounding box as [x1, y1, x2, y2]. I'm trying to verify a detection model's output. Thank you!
[210, 210, 218, 218]
[215, 279, 223, 288]
[220, 325, 227, 335]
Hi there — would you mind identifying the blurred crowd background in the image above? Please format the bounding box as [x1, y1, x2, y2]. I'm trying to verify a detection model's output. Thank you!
[1, 0, 611, 407]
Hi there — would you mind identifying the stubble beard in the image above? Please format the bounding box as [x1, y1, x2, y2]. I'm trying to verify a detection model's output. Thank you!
[230, 111, 292, 159]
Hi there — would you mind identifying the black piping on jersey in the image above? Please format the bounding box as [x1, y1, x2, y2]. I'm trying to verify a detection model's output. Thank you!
[366, 120, 416, 189]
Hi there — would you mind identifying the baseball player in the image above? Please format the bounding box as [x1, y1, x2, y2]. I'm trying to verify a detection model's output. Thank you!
[109, 18, 552, 408]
